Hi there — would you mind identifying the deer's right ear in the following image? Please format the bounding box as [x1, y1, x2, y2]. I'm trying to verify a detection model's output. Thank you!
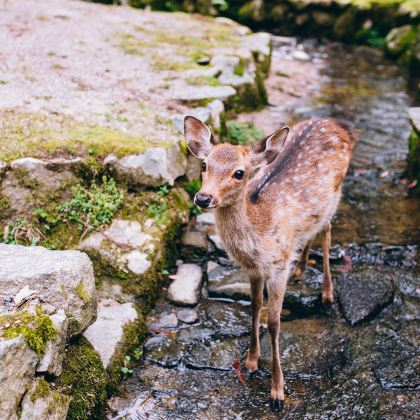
[184, 116, 213, 159]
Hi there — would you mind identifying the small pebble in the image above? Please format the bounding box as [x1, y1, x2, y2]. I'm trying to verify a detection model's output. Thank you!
[177, 309, 199, 324]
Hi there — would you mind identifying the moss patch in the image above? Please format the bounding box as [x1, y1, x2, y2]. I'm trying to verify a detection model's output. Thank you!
[75, 281, 92, 304]
[0, 306, 57, 355]
[58, 336, 108, 420]
[31, 379, 51, 402]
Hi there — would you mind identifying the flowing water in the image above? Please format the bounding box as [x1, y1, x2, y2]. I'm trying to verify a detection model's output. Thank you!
[108, 39, 420, 419]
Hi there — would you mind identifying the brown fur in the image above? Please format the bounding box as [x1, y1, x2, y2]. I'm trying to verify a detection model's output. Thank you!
[184, 116, 355, 410]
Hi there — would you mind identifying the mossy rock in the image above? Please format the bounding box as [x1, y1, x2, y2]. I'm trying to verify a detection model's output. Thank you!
[408, 129, 420, 194]
[57, 336, 108, 420]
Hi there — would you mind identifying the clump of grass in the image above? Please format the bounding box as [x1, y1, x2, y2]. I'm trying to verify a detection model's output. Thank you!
[57, 176, 124, 239]
[147, 185, 170, 223]
[224, 121, 264, 145]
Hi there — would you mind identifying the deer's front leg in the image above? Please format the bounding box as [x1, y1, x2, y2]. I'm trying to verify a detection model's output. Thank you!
[267, 269, 288, 412]
[245, 271, 263, 374]
[321, 222, 334, 303]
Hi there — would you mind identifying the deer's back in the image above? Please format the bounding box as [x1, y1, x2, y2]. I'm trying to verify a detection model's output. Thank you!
[247, 119, 354, 240]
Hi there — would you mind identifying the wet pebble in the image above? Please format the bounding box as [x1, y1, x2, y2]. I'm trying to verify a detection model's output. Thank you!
[150, 311, 178, 330]
[177, 309, 199, 324]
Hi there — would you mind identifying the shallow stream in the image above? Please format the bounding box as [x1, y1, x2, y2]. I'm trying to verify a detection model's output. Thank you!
[108, 38, 420, 419]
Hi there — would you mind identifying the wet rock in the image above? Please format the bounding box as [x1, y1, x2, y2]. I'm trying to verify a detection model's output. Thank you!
[83, 299, 137, 368]
[208, 234, 225, 251]
[177, 327, 214, 345]
[204, 302, 250, 338]
[104, 145, 186, 188]
[177, 309, 198, 324]
[173, 85, 236, 102]
[0, 336, 38, 419]
[36, 310, 68, 376]
[144, 335, 183, 368]
[206, 261, 250, 300]
[336, 266, 394, 325]
[20, 378, 70, 420]
[150, 311, 178, 330]
[80, 220, 153, 277]
[0, 244, 97, 336]
[181, 230, 208, 251]
[184, 337, 248, 371]
[284, 267, 323, 314]
[167, 264, 203, 306]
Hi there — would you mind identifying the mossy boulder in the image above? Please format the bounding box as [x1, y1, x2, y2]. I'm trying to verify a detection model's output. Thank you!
[408, 108, 420, 193]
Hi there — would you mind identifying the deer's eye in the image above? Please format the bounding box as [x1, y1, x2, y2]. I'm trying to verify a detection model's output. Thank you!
[202, 161, 207, 172]
[234, 170, 244, 180]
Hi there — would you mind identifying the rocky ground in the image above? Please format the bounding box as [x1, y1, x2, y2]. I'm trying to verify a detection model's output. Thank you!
[108, 38, 420, 419]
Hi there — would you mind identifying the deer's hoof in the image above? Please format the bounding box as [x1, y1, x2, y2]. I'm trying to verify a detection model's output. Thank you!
[322, 291, 334, 304]
[269, 399, 284, 412]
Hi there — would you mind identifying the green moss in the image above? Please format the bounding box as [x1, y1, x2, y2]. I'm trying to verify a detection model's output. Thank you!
[186, 75, 221, 86]
[75, 281, 91, 303]
[408, 129, 420, 193]
[58, 336, 107, 420]
[0, 194, 11, 219]
[0, 109, 172, 163]
[0, 306, 57, 355]
[31, 379, 51, 402]
[224, 120, 264, 145]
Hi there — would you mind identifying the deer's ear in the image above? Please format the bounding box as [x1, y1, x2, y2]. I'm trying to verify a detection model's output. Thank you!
[184, 116, 213, 159]
[251, 126, 289, 164]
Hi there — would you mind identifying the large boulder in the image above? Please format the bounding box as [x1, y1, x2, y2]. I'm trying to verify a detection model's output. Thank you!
[104, 145, 186, 188]
[0, 244, 97, 336]
[0, 336, 38, 420]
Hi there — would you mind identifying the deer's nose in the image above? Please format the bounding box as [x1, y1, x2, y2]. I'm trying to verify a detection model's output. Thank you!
[195, 193, 212, 208]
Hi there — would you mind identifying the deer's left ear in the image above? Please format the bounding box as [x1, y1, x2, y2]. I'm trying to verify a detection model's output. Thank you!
[184, 116, 214, 159]
[251, 126, 289, 164]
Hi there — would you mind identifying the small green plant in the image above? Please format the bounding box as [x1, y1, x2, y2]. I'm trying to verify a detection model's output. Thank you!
[225, 121, 264, 145]
[147, 185, 170, 223]
[3, 219, 44, 245]
[133, 347, 143, 360]
[121, 355, 133, 375]
[57, 176, 123, 239]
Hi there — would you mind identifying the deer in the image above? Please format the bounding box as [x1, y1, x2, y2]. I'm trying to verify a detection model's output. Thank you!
[184, 116, 355, 412]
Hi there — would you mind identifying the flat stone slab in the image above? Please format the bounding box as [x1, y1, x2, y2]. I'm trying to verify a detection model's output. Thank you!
[336, 266, 394, 325]
[173, 86, 236, 102]
[0, 244, 97, 336]
[83, 299, 138, 368]
[167, 264, 203, 306]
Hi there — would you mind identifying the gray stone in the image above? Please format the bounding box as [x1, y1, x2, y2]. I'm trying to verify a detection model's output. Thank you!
[292, 50, 310, 61]
[0, 244, 97, 336]
[79, 220, 153, 277]
[0, 336, 38, 420]
[195, 212, 216, 232]
[20, 378, 70, 420]
[409, 107, 420, 134]
[211, 55, 254, 87]
[207, 99, 224, 130]
[150, 311, 178, 330]
[1, 157, 78, 216]
[36, 310, 68, 376]
[206, 261, 250, 300]
[172, 107, 211, 134]
[181, 230, 208, 250]
[173, 85, 236, 102]
[105, 144, 186, 187]
[208, 234, 225, 251]
[167, 264, 203, 306]
[83, 299, 137, 368]
[177, 309, 198, 324]
[336, 266, 394, 325]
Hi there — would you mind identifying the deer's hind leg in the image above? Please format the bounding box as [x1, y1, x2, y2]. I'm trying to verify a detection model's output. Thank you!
[320, 222, 334, 303]
[293, 239, 313, 280]
[245, 271, 264, 373]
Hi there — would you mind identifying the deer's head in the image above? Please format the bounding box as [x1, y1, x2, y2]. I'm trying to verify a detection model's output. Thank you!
[184, 116, 289, 209]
